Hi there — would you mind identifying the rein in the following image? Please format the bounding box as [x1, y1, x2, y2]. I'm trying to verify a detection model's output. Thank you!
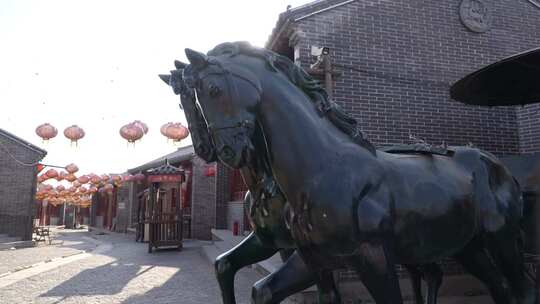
[196, 60, 259, 134]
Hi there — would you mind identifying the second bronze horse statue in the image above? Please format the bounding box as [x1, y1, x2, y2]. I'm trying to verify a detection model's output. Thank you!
[161, 41, 537, 304]
[160, 64, 442, 304]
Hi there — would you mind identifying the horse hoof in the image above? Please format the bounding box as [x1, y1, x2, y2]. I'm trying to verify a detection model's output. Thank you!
[251, 283, 272, 304]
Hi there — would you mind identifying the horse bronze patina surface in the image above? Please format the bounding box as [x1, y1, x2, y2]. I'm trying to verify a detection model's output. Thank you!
[160, 63, 446, 304]
[160, 67, 343, 303]
[173, 41, 536, 304]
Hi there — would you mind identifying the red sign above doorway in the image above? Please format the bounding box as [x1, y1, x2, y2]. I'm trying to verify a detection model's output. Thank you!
[147, 175, 183, 183]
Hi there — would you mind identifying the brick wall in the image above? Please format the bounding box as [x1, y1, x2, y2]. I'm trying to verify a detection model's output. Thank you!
[518, 103, 540, 153]
[226, 201, 245, 232]
[190, 156, 217, 240]
[0, 131, 45, 240]
[273, 0, 540, 155]
[215, 162, 231, 229]
[114, 186, 130, 232]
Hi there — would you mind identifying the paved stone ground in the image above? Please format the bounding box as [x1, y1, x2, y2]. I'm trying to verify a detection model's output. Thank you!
[0, 229, 499, 303]
[0, 230, 280, 304]
[0, 228, 96, 275]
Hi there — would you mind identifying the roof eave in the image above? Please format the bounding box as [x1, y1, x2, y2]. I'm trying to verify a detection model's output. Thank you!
[0, 128, 47, 159]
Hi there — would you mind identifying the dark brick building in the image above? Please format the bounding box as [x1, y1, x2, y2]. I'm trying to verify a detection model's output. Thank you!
[0, 129, 46, 241]
[261, 1, 540, 300]
[266, 0, 540, 155]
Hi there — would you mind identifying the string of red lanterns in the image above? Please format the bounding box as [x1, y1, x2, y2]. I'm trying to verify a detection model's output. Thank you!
[36, 121, 190, 146]
[35, 162, 150, 207]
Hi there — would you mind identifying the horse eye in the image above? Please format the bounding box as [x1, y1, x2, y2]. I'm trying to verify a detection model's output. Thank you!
[208, 84, 221, 97]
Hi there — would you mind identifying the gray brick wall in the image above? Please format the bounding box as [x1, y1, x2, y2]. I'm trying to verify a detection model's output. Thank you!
[0, 130, 45, 240]
[114, 186, 130, 233]
[215, 162, 231, 229]
[190, 157, 217, 240]
[518, 103, 540, 154]
[272, 0, 540, 155]
[226, 201, 245, 233]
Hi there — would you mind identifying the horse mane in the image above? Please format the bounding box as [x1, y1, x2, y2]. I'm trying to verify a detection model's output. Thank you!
[207, 42, 376, 155]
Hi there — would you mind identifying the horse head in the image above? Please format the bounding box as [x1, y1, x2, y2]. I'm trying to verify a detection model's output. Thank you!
[159, 60, 217, 162]
[183, 48, 262, 169]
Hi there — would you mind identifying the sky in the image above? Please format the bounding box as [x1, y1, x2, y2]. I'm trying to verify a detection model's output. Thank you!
[0, 0, 313, 177]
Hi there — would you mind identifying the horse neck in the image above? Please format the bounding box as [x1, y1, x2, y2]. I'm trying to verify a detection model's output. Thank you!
[256, 76, 374, 190]
[239, 128, 273, 192]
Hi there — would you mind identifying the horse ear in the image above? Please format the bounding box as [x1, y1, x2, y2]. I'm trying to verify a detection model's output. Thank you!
[174, 60, 187, 69]
[185, 48, 208, 68]
[158, 74, 171, 86]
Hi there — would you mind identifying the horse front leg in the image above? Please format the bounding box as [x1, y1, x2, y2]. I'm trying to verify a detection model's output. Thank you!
[405, 263, 443, 304]
[315, 269, 341, 304]
[350, 242, 403, 304]
[405, 265, 425, 304]
[252, 250, 317, 304]
[423, 263, 443, 304]
[215, 232, 277, 304]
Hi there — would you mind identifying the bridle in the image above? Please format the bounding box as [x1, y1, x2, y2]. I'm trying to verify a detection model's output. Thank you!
[189, 58, 260, 136]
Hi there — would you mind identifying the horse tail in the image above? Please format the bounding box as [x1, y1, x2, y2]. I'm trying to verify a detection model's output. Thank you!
[478, 149, 523, 219]
[479, 150, 540, 284]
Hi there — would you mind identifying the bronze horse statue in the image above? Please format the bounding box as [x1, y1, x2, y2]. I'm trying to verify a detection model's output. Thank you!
[160, 65, 342, 303]
[160, 62, 444, 303]
[170, 41, 535, 304]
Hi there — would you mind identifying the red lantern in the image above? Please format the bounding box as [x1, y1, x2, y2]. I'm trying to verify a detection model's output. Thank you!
[56, 185, 65, 191]
[65, 163, 79, 174]
[55, 171, 67, 181]
[35, 123, 58, 142]
[38, 174, 48, 182]
[120, 122, 144, 143]
[160, 122, 172, 137]
[163, 122, 189, 142]
[79, 186, 88, 193]
[64, 125, 85, 145]
[45, 169, 58, 179]
[132, 120, 148, 134]
[77, 175, 89, 184]
[37, 164, 44, 173]
[73, 180, 81, 188]
[65, 173, 77, 182]
[90, 175, 101, 185]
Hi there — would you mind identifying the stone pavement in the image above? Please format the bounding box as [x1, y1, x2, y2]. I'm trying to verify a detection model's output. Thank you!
[0, 228, 96, 275]
[0, 228, 496, 303]
[0, 229, 277, 304]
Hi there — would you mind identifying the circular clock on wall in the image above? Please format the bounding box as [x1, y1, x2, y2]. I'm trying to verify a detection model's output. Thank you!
[459, 0, 492, 33]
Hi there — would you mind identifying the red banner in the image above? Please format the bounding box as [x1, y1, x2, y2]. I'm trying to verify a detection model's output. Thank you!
[147, 175, 183, 183]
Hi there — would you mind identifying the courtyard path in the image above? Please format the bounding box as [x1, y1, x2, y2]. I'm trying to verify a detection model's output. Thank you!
[0, 228, 496, 303]
[0, 229, 271, 304]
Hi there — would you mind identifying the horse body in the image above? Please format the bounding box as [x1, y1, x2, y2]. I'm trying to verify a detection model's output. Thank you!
[168, 41, 536, 303]
[260, 79, 484, 264]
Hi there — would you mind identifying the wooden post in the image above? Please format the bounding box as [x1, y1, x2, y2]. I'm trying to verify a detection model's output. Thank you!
[322, 53, 333, 99]
[148, 183, 156, 253]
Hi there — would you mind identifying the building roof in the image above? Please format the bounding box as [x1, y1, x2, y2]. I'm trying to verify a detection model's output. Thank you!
[0, 128, 47, 159]
[127, 145, 195, 174]
[265, 0, 357, 50]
